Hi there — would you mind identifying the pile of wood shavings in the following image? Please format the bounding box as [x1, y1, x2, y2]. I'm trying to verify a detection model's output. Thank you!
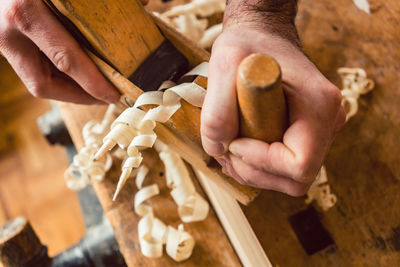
[154, 0, 225, 49]
[64, 104, 119, 190]
[66, 63, 210, 261]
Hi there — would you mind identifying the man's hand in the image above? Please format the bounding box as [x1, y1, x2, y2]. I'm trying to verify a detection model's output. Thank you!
[0, 0, 154, 104]
[201, 1, 346, 196]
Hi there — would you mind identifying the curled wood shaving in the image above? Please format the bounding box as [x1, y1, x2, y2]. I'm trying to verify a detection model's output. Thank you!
[131, 143, 200, 260]
[136, 164, 150, 189]
[64, 104, 117, 190]
[198, 23, 223, 49]
[155, 0, 224, 49]
[138, 212, 167, 258]
[138, 212, 195, 261]
[353, 0, 371, 14]
[157, 143, 209, 223]
[133, 165, 197, 261]
[166, 224, 195, 262]
[134, 184, 160, 216]
[173, 14, 208, 43]
[163, 0, 225, 18]
[338, 67, 375, 121]
[305, 166, 337, 211]
[91, 64, 210, 261]
[94, 63, 209, 200]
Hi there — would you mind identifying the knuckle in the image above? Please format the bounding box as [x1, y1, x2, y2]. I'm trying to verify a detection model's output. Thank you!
[317, 81, 343, 113]
[28, 82, 48, 98]
[286, 183, 309, 197]
[0, 31, 9, 52]
[26, 69, 52, 98]
[201, 112, 225, 138]
[5, 0, 34, 32]
[50, 48, 74, 73]
[324, 84, 342, 110]
[292, 156, 314, 183]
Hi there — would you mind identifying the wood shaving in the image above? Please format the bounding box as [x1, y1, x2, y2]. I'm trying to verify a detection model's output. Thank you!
[305, 166, 337, 211]
[338, 67, 375, 121]
[157, 141, 209, 223]
[198, 23, 223, 49]
[94, 62, 209, 200]
[85, 63, 211, 261]
[163, 0, 225, 18]
[138, 212, 167, 258]
[173, 14, 208, 43]
[155, 0, 224, 49]
[64, 104, 118, 190]
[136, 164, 150, 189]
[135, 184, 160, 216]
[353, 0, 371, 14]
[166, 224, 195, 262]
[130, 142, 206, 260]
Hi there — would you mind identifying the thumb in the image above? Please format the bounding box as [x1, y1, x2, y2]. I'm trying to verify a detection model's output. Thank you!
[201, 45, 246, 156]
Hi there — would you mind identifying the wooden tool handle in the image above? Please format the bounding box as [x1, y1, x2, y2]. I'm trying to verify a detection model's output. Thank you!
[237, 53, 288, 142]
[0, 217, 49, 266]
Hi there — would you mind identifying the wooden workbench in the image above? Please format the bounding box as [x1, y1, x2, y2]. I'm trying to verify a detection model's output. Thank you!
[59, 0, 400, 266]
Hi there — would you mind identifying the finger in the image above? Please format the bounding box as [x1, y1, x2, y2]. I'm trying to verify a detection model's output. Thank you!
[229, 78, 342, 184]
[214, 155, 247, 185]
[13, 1, 120, 103]
[201, 44, 247, 156]
[228, 118, 324, 184]
[227, 154, 310, 197]
[1, 31, 101, 104]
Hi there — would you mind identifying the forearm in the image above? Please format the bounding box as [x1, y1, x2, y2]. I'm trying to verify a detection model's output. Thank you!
[224, 0, 299, 45]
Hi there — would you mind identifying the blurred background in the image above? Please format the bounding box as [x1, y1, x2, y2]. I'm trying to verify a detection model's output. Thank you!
[0, 0, 187, 257]
[0, 55, 85, 256]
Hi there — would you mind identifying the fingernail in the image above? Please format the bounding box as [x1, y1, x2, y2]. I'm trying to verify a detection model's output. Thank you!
[215, 156, 227, 169]
[228, 142, 241, 157]
[203, 136, 228, 156]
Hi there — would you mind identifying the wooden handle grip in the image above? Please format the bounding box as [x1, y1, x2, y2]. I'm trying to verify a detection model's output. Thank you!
[237, 53, 288, 142]
[0, 217, 49, 266]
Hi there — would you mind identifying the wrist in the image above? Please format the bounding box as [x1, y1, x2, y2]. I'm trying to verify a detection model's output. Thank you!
[223, 0, 299, 46]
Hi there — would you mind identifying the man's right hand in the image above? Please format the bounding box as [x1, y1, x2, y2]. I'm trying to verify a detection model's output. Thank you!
[0, 0, 122, 104]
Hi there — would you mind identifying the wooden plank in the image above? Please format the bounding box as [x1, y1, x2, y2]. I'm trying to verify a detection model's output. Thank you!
[58, 102, 241, 267]
[194, 169, 271, 267]
[243, 0, 400, 266]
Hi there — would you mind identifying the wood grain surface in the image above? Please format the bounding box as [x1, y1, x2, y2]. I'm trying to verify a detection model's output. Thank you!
[0, 57, 85, 257]
[50, 0, 164, 77]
